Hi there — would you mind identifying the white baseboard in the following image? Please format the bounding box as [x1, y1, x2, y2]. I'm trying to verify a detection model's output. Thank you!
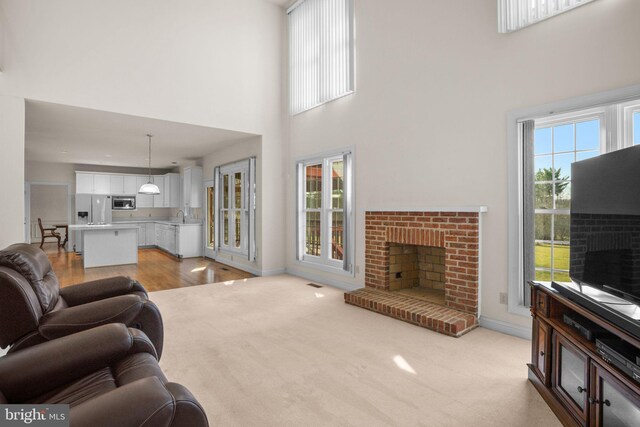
[261, 268, 287, 276]
[209, 256, 285, 277]
[479, 315, 532, 340]
[212, 257, 263, 276]
[285, 267, 363, 292]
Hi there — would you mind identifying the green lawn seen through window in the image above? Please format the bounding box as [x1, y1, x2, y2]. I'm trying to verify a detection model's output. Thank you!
[535, 242, 570, 282]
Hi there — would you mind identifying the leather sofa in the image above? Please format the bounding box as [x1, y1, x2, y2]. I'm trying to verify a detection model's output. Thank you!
[0, 323, 208, 427]
[0, 243, 164, 358]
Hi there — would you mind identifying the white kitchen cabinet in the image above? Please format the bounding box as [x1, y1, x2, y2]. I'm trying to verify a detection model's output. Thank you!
[93, 175, 111, 195]
[164, 173, 181, 208]
[153, 175, 165, 208]
[136, 176, 154, 208]
[145, 223, 156, 245]
[182, 166, 203, 209]
[156, 224, 177, 254]
[110, 175, 124, 194]
[123, 176, 138, 195]
[137, 224, 146, 247]
[177, 225, 203, 258]
[76, 173, 94, 193]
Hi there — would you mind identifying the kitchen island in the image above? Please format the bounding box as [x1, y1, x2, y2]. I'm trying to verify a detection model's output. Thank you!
[68, 224, 139, 268]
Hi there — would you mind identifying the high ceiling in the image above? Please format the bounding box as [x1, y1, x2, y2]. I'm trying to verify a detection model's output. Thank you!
[25, 100, 256, 169]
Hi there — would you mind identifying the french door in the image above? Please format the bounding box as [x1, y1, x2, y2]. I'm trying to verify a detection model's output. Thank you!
[204, 179, 216, 259]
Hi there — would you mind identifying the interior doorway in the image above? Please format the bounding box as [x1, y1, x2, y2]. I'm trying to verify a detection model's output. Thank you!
[25, 182, 72, 246]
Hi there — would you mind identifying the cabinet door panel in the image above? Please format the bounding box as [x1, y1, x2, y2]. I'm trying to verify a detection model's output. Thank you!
[145, 223, 156, 245]
[123, 176, 138, 194]
[110, 175, 124, 194]
[76, 173, 94, 193]
[533, 318, 551, 386]
[153, 175, 164, 207]
[136, 176, 153, 207]
[553, 331, 589, 424]
[591, 361, 640, 427]
[93, 175, 111, 194]
[137, 225, 145, 247]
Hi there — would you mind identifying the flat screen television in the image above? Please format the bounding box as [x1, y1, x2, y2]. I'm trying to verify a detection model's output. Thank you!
[551, 145, 640, 339]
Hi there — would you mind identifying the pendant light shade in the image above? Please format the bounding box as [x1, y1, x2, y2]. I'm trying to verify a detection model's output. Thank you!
[139, 134, 160, 195]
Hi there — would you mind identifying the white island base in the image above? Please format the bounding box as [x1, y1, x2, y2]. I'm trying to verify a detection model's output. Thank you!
[70, 225, 138, 268]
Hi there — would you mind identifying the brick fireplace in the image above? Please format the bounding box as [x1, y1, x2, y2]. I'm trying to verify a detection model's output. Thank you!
[345, 209, 485, 337]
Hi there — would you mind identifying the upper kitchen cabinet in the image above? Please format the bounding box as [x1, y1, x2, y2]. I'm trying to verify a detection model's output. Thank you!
[76, 173, 94, 193]
[76, 172, 110, 194]
[164, 173, 180, 208]
[110, 175, 124, 195]
[93, 175, 111, 194]
[109, 175, 137, 195]
[182, 166, 202, 209]
[123, 176, 138, 195]
[136, 176, 154, 208]
[153, 175, 165, 208]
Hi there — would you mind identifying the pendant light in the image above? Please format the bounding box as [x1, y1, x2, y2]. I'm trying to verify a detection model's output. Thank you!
[138, 134, 161, 195]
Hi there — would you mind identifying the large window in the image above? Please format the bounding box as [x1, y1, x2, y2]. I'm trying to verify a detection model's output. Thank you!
[214, 158, 256, 260]
[513, 97, 640, 310]
[288, 0, 354, 115]
[297, 150, 353, 273]
[530, 112, 603, 283]
[498, 0, 599, 33]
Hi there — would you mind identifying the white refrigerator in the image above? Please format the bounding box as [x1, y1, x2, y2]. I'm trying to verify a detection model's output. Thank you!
[74, 195, 112, 252]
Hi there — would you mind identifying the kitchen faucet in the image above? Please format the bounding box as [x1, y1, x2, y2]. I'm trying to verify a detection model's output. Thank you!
[177, 210, 186, 224]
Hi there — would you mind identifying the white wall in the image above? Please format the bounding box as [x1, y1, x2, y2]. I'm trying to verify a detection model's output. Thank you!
[1, 0, 285, 273]
[0, 95, 25, 248]
[286, 0, 640, 329]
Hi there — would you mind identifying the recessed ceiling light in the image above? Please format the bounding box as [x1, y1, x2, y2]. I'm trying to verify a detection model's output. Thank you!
[171, 161, 177, 165]
[60, 150, 68, 154]
[105, 154, 112, 157]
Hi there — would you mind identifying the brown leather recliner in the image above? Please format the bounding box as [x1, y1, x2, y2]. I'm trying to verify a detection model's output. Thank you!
[0, 323, 208, 427]
[0, 243, 164, 358]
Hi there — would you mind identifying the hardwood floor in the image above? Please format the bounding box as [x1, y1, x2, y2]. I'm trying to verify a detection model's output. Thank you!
[40, 243, 254, 292]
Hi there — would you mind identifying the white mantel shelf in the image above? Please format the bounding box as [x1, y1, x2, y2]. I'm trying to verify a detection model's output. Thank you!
[363, 206, 488, 213]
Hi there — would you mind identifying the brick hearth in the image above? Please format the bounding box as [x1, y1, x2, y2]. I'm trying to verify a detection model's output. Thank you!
[345, 210, 484, 337]
[344, 288, 477, 337]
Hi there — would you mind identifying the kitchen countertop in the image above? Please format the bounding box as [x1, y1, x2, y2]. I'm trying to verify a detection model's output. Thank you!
[112, 220, 203, 227]
[69, 224, 140, 231]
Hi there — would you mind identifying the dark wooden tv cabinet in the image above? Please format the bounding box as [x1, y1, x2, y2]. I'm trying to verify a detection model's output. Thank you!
[529, 282, 640, 426]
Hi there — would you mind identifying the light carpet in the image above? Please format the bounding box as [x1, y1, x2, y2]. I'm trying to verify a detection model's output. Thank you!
[153, 274, 559, 426]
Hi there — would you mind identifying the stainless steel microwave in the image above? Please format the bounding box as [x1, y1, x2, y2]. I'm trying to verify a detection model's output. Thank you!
[112, 196, 136, 210]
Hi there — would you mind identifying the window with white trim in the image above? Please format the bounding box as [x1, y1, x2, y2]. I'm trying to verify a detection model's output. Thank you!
[621, 100, 640, 146]
[297, 151, 353, 272]
[516, 98, 640, 308]
[498, 0, 599, 33]
[214, 158, 256, 260]
[288, 0, 355, 115]
[529, 111, 604, 285]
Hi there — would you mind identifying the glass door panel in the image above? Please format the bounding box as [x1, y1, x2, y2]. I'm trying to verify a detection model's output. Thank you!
[592, 361, 640, 427]
[553, 332, 588, 423]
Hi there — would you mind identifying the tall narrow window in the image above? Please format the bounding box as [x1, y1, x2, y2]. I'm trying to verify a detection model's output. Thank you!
[530, 115, 602, 284]
[297, 151, 353, 272]
[288, 0, 355, 115]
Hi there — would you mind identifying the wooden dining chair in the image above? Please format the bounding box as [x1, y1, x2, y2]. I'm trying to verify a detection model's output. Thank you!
[37, 218, 61, 248]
